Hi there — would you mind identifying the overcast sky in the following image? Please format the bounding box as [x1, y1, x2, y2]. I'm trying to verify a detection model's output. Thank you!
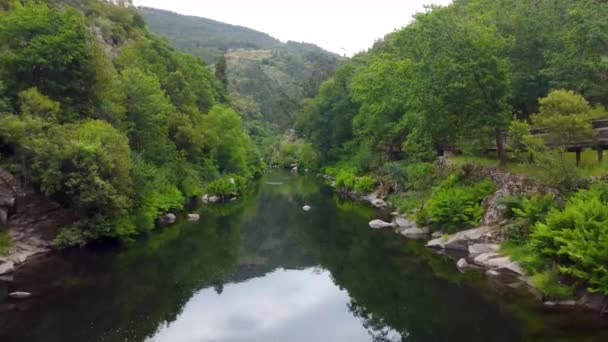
[133, 0, 453, 56]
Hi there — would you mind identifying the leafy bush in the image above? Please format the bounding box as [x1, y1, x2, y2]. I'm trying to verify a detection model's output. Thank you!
[205, 175, 247, 199]
[405, 162, 435, 191]
[511, 194, 556, 226]
[334, 170, 357, 192]
[354, 176, 377, 193]
[529, 184, 608, 295]
[532, 270, 574, 300]
[424, 176, 496, 232]
[380, 161, 408, 191]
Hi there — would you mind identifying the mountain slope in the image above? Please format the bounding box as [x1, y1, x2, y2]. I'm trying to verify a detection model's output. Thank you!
[140, 7, 343, 130]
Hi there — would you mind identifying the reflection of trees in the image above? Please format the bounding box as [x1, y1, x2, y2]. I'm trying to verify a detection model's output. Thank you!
[0, 209, 243, 342]
[298, 196, 525, 342]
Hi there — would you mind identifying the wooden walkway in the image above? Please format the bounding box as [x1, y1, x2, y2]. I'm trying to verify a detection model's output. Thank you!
[484, 118, 608, 164]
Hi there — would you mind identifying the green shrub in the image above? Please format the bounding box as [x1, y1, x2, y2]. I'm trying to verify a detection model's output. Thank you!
[205, 175, 247, 199]
[405, 162, 435, 191]
[498, 195, 524, 219]
[532, 270, 574, 300]
[424, 177, 496, 233]
[334, 170, 357, 192]
[529, 184, 608, 295]
[354, 176, 377, 193]
[511, 194, 556, 225]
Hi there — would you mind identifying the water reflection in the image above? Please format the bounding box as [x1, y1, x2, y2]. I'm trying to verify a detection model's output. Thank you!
[147, 268, 375, 342]
[1, 171, 607, 342]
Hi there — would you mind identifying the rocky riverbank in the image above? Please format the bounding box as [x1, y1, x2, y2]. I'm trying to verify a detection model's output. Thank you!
[0, 169, 77, 278]
[362, 162, 608, 316]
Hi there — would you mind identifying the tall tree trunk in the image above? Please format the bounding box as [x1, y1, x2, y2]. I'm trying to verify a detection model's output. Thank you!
[495, 128, 506, 165]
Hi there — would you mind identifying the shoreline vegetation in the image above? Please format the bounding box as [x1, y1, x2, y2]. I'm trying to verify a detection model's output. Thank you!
[287, 0, 608, 316]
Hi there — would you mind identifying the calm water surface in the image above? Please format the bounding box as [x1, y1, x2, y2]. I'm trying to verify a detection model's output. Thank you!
[1, 171, 607, 341]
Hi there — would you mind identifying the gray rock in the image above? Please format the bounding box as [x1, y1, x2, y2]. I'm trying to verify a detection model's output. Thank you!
[468, 243, 500, 256]
[0, 195, 15, 208]
[371, 198, 387, 208]
[208, 195, 220, 203]
[369, 219, 394, 229]
[159, 213, 176, 224]
[8, 291, 31, 299]
[486, 269, 501, 277]
[577, 292, 608, 312]
[400, 227, 430, 236]
[187, 214, 200, 221]
[556, 300, 577, 307]
[457, 258, 470, 269]
[426, 237, 447, 249]
[393, 216, 414, 228]
[428, 226, 496, 252]
[431, 231, 443, 238]
[473, 253, 503, 266]
[202, 194, 209, 203]
[302, 205, 311, 211]
[0, 261, 15, 275]
[474, 253, 525, 276]
[0, 207, 7, 226]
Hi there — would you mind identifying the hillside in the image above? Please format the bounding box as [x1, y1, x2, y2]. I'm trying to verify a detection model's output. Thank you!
[140, 7, 343, 130]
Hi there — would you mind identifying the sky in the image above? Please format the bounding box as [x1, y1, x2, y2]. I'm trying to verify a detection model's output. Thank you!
[133, 0, 453, 56]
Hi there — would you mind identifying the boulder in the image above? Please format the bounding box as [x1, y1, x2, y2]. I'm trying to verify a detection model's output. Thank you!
[426, 226, 496, 252]
[577, 292, 608, 312]
[468, 243, 500, 256]
[159, 213, 176, 224]
[400, 227, 430, 236]
[8, 291, 31, 299]
[208, 195, 220, 203]
[0, 207, 7, 226]
[457, 258, 470, 269]
[0, 195, 15, 208]
[369, 219, 394, 229]
[371, 198, 387, 208]
[202, 194, 209, 203]
[393, 216, 414, 228]
[474, 253, 525, 276]
[431, 231, 443, 239]
[187, 214, 200, 221]
[0, 261, 15, 275]
[302, 205, 311, 211]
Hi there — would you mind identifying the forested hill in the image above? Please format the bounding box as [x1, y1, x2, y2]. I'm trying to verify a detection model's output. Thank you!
[140, 7, 343, 129]
[0, 0, 264, 247]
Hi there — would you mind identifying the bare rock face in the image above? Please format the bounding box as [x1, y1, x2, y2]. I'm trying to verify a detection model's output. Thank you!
[1, 168, 77, 277]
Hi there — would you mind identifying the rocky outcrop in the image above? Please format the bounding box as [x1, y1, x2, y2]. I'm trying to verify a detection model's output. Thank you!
[426, 226, 499, 251]
[1, 168, 77, 276]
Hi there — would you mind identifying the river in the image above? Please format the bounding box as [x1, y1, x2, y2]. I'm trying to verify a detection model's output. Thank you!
[1, 171, 607, 341]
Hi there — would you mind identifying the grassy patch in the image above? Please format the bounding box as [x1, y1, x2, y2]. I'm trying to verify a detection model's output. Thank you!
[452, 149, 608, 178]
[0, 230, 9, 256]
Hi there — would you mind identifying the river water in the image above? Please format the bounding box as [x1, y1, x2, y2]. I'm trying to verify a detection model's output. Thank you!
[1, 171, 607, 341]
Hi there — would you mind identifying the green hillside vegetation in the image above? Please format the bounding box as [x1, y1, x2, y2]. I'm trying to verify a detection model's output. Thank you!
[140, 7, 342, 131]
[0, 0, 263, 247]
[298, 0, 608, 299]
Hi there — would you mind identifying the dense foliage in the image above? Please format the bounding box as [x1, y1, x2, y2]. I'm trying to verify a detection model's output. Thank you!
[298, 0, 608, 169]
[0, 1, 263, 246]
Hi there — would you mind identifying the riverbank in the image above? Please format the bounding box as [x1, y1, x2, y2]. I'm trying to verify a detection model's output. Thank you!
[340, 161, 608, 316]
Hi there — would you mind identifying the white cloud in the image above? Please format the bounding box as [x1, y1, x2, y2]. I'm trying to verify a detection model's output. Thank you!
[133, 0, 453, 55]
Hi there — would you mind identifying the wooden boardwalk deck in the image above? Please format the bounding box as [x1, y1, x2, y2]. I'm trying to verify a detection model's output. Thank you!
[484, 118, 608, 164]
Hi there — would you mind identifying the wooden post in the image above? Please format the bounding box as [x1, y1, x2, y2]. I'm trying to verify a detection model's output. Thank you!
[495, 128, 506, 165]
[576, 149, 582, 166]
[598, 146, 604, 163]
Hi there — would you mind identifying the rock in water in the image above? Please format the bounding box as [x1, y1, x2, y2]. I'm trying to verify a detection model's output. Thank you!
[9, 291, 31, 299]
[369, 219, 393, 229]
[202, 194, 209, 203]
[187, 214, 200, 221]
[159, 213, 176, 224]
[0, 261, 15, 275]
[457, 258, 470, 269]
[208, 195, 220, 203]
[302, 205, 311, 211]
